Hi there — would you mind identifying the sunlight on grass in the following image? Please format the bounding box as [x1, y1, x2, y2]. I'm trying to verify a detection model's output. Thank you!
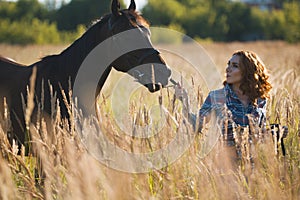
[0, 41, 299, 199]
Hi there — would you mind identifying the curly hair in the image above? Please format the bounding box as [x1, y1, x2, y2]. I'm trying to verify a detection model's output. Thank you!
[225, 50, 272, 104]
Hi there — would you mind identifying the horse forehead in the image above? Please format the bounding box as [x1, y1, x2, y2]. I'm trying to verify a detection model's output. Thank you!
[121, 10, 149, 28]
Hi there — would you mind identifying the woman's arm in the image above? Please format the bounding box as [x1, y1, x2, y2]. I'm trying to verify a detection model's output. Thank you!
[174, 84, 192, 117]
[174, 85, 213, 133]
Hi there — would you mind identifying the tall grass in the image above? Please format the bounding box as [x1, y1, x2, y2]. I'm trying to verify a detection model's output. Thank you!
[0, 41, 299, 199]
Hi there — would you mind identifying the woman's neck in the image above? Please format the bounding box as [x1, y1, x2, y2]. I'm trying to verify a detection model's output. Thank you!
[231, 83, 250, 107]
[231, 83, 242, 95]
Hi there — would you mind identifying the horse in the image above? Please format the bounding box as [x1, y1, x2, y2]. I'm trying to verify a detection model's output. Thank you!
[0, 0, 172, 149]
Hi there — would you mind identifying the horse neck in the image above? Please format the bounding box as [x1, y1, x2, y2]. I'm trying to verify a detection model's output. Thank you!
[60, 19, 111, 85]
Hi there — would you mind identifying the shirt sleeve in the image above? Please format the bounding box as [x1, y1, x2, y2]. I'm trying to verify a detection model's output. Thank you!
[188, 92, 214, 133]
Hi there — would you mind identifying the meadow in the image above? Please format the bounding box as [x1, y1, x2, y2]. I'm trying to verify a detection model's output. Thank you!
[0, 41, 299, 199]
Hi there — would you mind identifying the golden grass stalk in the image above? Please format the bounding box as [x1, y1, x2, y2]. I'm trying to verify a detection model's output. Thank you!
[0, 42, 299, 199]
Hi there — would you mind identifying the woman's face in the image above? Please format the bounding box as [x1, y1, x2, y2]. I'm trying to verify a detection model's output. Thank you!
[226, 54, 242, 85]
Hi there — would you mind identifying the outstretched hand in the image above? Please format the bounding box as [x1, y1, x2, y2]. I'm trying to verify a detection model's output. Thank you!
[173, 82, 190, 117]
[174, 83, 188, 102]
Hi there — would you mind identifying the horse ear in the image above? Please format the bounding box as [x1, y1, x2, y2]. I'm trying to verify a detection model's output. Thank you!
[128, 0, 136, 11]
[111, 0, 121, 16]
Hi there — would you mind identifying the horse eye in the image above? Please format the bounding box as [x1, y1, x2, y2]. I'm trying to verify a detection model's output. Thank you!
[139, 73, 144, 78]
[133, 70, 144, 79]
[127, 14, 136, 22]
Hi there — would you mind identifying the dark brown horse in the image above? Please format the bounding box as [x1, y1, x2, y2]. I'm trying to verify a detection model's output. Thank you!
[0, 0, 172, 148]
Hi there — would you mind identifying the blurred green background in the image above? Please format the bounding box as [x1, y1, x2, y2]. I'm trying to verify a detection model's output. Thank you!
[0, 0, 299, 44]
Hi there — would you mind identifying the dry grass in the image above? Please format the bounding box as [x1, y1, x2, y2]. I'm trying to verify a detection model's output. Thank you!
[0, 41, 299, 199]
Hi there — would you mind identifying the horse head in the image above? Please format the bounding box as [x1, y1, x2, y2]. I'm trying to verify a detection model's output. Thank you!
[107, 0, 171, 92]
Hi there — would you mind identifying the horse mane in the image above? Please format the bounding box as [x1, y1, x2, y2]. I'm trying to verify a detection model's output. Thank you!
[40, 13, 112, 63]
[0, 55, 26, 67]
[0, 9, 150, 69]
[41, 10, 149, 63]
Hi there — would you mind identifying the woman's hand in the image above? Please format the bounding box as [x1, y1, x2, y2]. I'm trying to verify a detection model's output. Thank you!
[174, 84, 188, 102]
[174, 84, 190, 116]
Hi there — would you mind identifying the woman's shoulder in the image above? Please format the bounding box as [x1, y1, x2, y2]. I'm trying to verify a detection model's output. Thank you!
[209, 88, 226, 95]
[207, 88, 226, 104]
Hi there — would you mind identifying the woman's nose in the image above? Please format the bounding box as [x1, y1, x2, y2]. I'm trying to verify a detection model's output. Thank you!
[226, 66, 231, 73]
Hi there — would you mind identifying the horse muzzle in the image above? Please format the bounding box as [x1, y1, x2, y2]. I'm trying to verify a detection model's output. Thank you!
[144, 83, 163, 93]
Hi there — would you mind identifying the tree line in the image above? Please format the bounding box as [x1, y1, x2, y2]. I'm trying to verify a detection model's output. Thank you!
[0, 0, 120, 44]
[142, 0, 300, 42]
[0, 0, 299, 44]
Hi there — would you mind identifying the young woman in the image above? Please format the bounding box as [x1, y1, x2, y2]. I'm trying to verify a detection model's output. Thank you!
[175, 50, 272, 145]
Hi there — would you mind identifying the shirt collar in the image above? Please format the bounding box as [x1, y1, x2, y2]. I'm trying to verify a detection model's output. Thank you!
[225, 83, 255, 109]
[225, 83, 239, 100]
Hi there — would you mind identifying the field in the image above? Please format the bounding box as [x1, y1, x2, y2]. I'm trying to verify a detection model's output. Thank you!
[0, 41, 299, 199]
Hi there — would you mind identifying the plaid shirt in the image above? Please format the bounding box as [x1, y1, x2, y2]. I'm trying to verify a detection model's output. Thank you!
[189, 84, 267, 140]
